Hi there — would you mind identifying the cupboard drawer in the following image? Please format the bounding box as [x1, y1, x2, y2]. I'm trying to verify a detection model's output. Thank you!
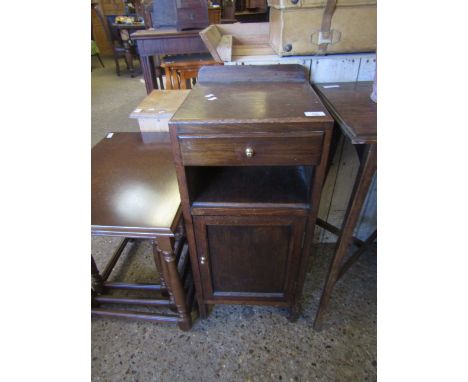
[178, 132, 324, 166]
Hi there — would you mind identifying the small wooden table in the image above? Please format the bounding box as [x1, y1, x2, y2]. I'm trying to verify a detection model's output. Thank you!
[312, 82, 377, 329]
[131, 28, 208, 93]
[91, 132, 194, 330]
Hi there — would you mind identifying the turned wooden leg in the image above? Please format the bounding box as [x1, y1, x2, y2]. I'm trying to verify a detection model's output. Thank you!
[313, 144, 377, 330]
[155, 237, 192, 331]
[91, 256, 104, 294]
[151, 240, 168, 293]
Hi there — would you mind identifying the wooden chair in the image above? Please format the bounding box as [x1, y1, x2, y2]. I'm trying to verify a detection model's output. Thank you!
[105, 15, 140, 76]
[91, 3, 105, 70]
[161, 54, 221, 90]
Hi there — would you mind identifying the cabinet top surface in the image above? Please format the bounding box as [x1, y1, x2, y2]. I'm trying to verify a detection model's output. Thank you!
[314, 82, 377, 144]
[92, 133, 180, 235]
[171, 83, 333, 124]
[171, 64, 334, 127]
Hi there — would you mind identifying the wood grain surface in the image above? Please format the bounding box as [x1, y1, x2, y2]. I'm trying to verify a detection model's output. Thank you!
[314, 82, 377, 144]
[92, 132, 181, 236]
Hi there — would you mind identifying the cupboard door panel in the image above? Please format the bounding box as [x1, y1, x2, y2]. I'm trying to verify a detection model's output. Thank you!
[194, 215, 306, 303]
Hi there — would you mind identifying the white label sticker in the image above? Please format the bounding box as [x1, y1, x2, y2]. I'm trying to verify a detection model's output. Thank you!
[204, 94, 215, 98]
[106, 133, 114, 139]
[323, 85, 340, 88]
[304, 111, 326, 117]
[148, 108, 155, 111]
[207, 97, 218, 101]
[134, 108, 142, 113]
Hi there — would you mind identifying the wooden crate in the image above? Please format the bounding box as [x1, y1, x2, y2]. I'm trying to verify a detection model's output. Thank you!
[129, 90, 190, 142]
[199, 22, 274, 62]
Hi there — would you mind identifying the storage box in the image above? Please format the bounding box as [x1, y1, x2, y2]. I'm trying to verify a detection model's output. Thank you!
[199, 22, 274, 62]
[268, 0, 376, 56]
[200, 0, 376, 61]
[129, 90, 190, 142]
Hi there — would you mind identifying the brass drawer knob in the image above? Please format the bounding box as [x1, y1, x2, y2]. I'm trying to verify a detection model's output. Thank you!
[245, 147, 254, 158]
[200, 257, 206, 265]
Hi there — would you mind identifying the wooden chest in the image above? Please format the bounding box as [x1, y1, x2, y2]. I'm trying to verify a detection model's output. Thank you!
[268, 0, 377, 56]
[169, 65, 334, 320]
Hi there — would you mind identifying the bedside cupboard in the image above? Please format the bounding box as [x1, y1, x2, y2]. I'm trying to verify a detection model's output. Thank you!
[169, 64, 334, 320]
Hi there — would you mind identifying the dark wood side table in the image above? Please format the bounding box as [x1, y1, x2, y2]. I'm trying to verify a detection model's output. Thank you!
[312, 81, 377, 329]
[169, 65, 334, 321]
[131, 28, 208, 93]
[91, 132, 195, 331]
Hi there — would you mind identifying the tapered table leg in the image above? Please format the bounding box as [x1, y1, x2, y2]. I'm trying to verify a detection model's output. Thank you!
[141, 55, 158, 94]
[314, 144, 377, 330]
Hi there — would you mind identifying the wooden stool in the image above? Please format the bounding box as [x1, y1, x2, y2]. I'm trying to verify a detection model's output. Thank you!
[91, 132, 195, 331]
[161, 53, 221, 90]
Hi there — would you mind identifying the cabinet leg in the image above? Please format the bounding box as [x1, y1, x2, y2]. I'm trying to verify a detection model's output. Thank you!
[197, 300, 208, 319]
[288, 302, 301, 322]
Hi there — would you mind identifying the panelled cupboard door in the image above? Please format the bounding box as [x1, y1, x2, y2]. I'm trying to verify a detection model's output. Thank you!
[193, 215, 306, 304]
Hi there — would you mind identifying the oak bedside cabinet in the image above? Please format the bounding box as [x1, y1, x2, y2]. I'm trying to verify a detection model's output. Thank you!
[169, 65, 334, 321]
